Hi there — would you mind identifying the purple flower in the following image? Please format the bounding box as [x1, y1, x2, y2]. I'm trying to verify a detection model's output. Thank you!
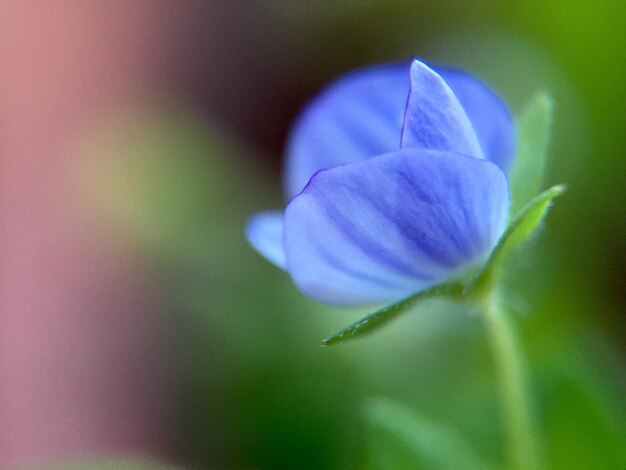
[247, 58, 515, 307]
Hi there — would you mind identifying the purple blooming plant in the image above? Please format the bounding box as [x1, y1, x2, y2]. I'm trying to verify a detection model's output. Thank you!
[246, 57, 563, 344]
[246, 58, 564, 469]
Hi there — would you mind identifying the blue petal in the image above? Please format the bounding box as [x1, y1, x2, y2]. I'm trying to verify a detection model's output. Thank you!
[284, 149, 509, 306]
[246, 212, 286, 269]
[438, 68, 516, 171]
[401, 60, 483, 159]
[284, 64, 409, 198]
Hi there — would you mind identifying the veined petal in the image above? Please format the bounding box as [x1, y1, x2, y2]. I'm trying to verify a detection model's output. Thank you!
[439, 68, 516, 171]
[401, 60, 483, 159]
[246, 212, 286, 269]
[284, 149, 509, 306]
[284, 64, 409, 198]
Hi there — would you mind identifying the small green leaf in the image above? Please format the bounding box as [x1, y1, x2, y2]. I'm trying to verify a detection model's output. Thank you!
[365, 398, 495, 470]
[510, 92, 554, 215]
[321, 282, 463, 346]
[482, 184, 566, 276]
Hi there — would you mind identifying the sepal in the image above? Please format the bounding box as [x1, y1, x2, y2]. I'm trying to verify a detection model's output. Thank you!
[510, 92, 554, 215]
[321, 282, 463, 346]
[477, 184, 566, 278]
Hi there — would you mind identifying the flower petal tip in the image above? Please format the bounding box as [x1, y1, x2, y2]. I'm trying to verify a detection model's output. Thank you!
[246, 212, 287, 269]
[401, 60, 484, 159]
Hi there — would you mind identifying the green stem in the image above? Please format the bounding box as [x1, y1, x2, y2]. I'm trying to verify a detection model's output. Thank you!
[481, 290, 543, 470]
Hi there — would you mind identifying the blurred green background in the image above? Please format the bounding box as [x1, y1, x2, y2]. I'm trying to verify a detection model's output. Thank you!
[8, 1, 624, 469]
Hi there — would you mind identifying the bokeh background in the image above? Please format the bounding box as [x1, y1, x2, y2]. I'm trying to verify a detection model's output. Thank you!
[1, 1, 624, 469]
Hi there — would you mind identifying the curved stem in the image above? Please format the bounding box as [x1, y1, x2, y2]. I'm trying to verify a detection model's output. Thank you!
[481, 290, 543, 470]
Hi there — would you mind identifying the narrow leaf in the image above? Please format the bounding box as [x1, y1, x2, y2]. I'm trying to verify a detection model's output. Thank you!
[365, 398, 495, 470]
[321, 282, 463, 346]
[483, 184, 566, 275]
[510, 92, 554, 215]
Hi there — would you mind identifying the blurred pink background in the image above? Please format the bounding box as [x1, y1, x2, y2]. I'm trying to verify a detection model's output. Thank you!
[1, 1, 189, 466]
